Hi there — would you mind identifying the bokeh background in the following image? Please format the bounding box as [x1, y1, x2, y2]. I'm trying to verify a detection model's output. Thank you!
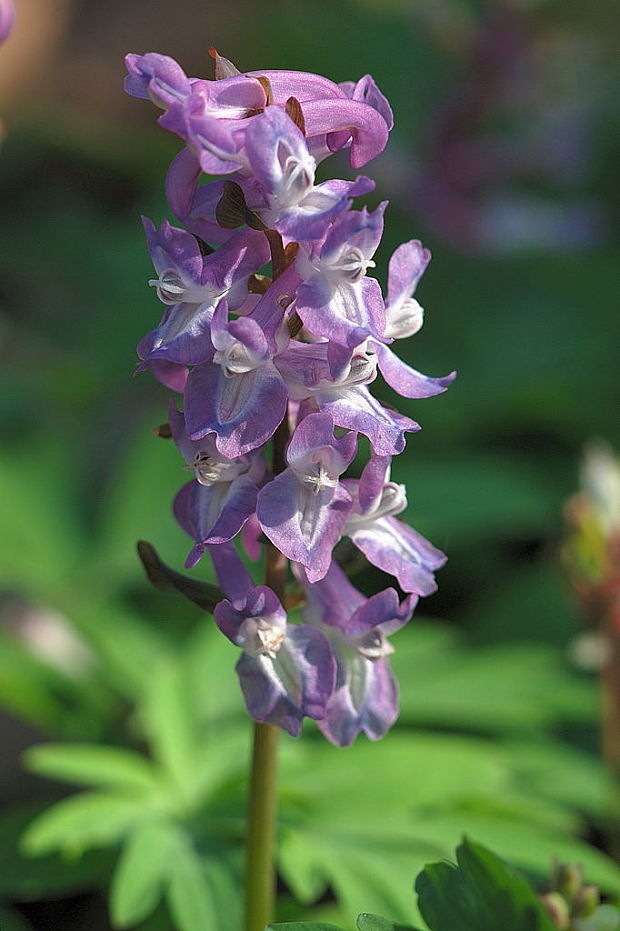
[0, 1, 619, 929]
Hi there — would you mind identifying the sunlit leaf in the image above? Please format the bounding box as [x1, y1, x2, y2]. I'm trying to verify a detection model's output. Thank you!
[25, 743, 161, 795]
[142, 657, 202, 807]
[415, 838, 557, 931]
[22, 792, 147, 857]
[357, 915, 420, 931]
[110, 819, 177, 926]
[166, 834, 216, 931]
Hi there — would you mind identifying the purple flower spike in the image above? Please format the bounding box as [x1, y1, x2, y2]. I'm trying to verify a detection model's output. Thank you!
[168, 405, 265, 568]
[257, 413, 356, 581]
[215, 582, 336, 737]
[343, 457, 447, 596]
[124, 53, 191, 109]
[300, 562, 416, 746]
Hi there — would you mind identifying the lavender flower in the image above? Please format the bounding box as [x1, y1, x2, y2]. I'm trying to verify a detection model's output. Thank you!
[128, 50, 453, 744]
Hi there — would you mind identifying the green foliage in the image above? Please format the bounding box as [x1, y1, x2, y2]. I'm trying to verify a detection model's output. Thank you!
[415, 838, 557, 931]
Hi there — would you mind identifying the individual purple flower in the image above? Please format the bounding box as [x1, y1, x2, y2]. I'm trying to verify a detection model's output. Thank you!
[243, 106, 375, 241]
[125, 55, 392, 170]
[257, 412, 356, 581]
[367, 240, 456, 398]
[294, 203, 387, 349]
[343, 455, 447, 596]
[212, 546, 336, 737]
[137, 221, 268, 368]
[124, 53, 192, 109]
[276, 344, 420, 456]
[183, 268, 296, 457]
[168, 404, 266, 568]
[299, 562, 416, 746]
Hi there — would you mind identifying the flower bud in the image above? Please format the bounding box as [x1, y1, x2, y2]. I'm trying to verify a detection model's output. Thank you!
[540, 892, 571, 929]
[571, 883, 601, 919]
[550, 860, 585, 900]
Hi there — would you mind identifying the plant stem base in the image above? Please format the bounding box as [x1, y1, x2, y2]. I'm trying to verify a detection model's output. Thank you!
[245, 720, 279, 931]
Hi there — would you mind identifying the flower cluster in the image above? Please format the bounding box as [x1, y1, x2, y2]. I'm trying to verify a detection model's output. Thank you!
[126, 48, 454, 746]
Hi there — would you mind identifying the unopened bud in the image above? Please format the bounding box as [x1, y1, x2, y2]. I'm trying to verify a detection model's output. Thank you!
[551, 860, 584, 901]
[540, 892, 571, 929]
[571, 883, 600, 919]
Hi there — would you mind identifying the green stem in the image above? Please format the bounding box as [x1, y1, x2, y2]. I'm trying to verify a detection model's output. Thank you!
[245, 232, 290, 931]
[245, 720, 280, 931]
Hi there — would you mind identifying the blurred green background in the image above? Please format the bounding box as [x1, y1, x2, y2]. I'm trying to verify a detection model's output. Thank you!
[0, 1, 619, 929]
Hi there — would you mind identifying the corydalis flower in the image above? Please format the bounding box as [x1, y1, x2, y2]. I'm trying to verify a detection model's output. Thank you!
[168, 404, 265, 568]
[299, 562, 416, 746]
[213, 547, 335, 736]
[257, 412, 356, 581]
[138, 220, 268, 368]
[343, 454, 447, 596]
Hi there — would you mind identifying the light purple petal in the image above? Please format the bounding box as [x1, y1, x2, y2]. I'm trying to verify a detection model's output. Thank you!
[345, 75, 394, 132]
[165, 150, 233, 245]
[215, 585, 285, 645]
[296, 275, 385, 348]
[137, 300, 216, 366]
[185, 362, 288, 458]
[318, 656, 398, 746]
[357, 454, 391, 514]
[373, 342, 457, 399]
[257, 470, 352, 580]
[349, 515, 446, 596]
[314, 384, 419, 456]
[124, 52, 191, 108]
[286, 411, 357, 474]
[210, 542, 254, 600]
[300, 98, 390, 168]
[386, 240, 430, 309]
[235, 623, 335, 736]
[245, 70, 347, 103]
[173, 475, 258, 567]
[345, 588, 416, 636]
[137, 359, 188, 392]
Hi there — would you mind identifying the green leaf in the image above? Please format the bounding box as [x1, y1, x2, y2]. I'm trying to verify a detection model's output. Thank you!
[25, 743, 161, 794]
[21, 791, 147, 857]
[73, 599, 169, 701]
[357, 914, 420, 931]
[166, 835, 216, 931]
[110, 820, 177, 926]
[142, 657, 202, 806]
[415, 838, 558, 931]
[267, 924, 346, 930]
[137, 541, 223, 613]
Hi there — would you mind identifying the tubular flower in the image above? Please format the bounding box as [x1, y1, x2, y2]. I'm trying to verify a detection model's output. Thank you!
[128, 49, 453, 744]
